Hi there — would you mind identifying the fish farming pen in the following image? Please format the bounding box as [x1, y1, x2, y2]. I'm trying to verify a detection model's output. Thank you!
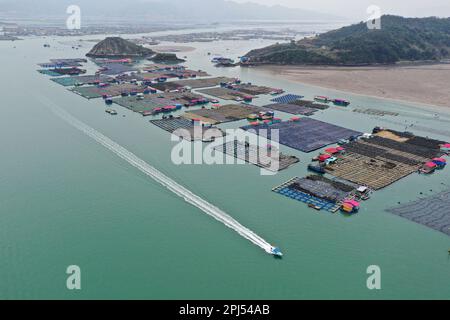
[197, 87, 253, 101]
[44, 67, 86, 76]
[270, 94, 304, 104]
[262, 103, 317, 116]
[150, 117, 223, 141]
[174, 77, 235, 89]
[39, 58, 87, 68]
[241, 118, 362, 153]
[214, 140, 299, 172]
[386, 190, 450, 236]
[39, 62, 83, 68]
[127, 72, 165, 82]
[71, 83, 147, 99]
[127, 70, 209, 83]
[324, 130, 447, 190]
[51, 75, 112, 87]
[38, 69, 63, 77]
[150, 82, 185, 91]
[291, 100, 330, 110]
[183, 104, 267, 124]
[50, 58, 87, 65]
[272, 175, 357, 212]
[368, 136, 444, 159]
[326, 152, 420, 190]
[307, 174, 356, 193]
[143, 63, 186, 72]
[113, 71, 178, 83]
[113, 96, 175, 114]
[150, 117, 197, 133]
[353, 108, 399, 116]
[113, 92, 205, 114]
[230, 83, 278, 95]
[161, 69, 209, 79]
[97, 63, 139, 75]
[379, 129, 447, 149]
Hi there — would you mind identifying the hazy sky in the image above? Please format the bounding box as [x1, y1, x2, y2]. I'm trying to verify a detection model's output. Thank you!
[232, 0, 450, 19]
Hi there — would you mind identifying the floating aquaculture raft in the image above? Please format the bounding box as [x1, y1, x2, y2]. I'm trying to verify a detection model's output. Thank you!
[386, 190, 450, 236]
[272, 175, 356, 212]
[97, 63, 139, 75]
[114, 92, 204, 114]
[241, 118, 362, 153]
[174, 77, 234, 89]
[71, 83, 147, 99]
[270, 94, 304, 104]
[262, 103, 317, 116]
[325, 129, 446, 190]
[150, 117, 223, 141]
[51, 75, 112, 87]
[183, 104, 267, 124]
[353, 108, 399, 116]
[214, 140, 299, 172]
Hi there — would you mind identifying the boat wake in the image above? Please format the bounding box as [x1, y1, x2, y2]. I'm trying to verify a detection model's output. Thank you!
[38, 96, 275, 255]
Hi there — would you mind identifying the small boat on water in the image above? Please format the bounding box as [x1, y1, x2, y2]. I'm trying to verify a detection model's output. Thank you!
[270, 89, 284, 96]
[419, 162, 437, 174]
[332, 98, 350, 106]
[105, 108, 117, 115]
[341, 200, 360, 214]
[308, 203, 322, 211]
[314, 95, 330, 103]
[308, 164, 326, 174]
[267, 246, 283, 257]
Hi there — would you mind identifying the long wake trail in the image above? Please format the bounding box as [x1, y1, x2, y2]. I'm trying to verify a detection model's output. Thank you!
[38, 96, 274, 254]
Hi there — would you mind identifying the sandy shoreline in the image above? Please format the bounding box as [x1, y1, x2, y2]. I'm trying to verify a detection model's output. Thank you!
[259, 64, 450, 109]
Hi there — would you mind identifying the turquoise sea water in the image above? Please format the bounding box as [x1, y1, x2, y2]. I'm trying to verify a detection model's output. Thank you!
[0, 32, 449, 299]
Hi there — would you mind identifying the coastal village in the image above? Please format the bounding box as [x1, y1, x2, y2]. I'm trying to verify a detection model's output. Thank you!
[37, 36, 450, 237]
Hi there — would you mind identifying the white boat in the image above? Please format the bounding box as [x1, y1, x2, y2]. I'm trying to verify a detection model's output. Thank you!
[105, 109, 118, 115]
[267, 246, 283, 257]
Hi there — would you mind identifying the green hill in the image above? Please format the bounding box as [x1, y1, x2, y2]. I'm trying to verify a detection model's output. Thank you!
[151, 53, 185, 63]
[86, 37, 154, 58]
[244, 15, 450, 66]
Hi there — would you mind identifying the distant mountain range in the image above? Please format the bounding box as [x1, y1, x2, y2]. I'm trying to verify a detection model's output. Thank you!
[244, 15, 450, 65]
[0, 0, 337, 21]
